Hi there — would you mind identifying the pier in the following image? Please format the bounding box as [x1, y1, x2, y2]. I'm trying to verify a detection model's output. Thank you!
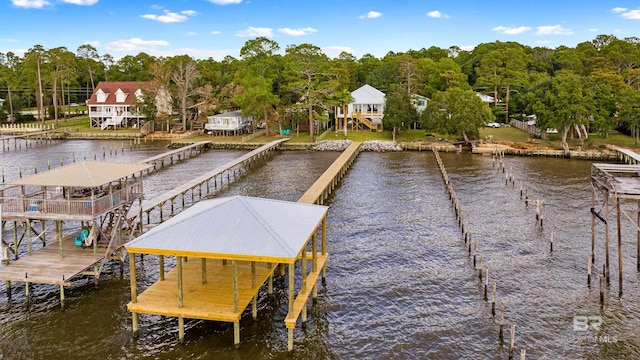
[138, 141, 210, 172]
[129, 138, 288, 226]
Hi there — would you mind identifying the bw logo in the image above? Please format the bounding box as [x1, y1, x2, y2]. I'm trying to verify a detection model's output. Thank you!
[573, 316, 602, 331]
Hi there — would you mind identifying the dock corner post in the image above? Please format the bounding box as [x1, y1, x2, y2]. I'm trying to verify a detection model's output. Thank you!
[159, 255, 165, 281]
[177, 256, 184, 308]
[178, 317, 184, 344]
[234, 321, 240, 348]
[128, 252, 138, 304]
[132, 312, 139, 338]
[617, 197, 623, 296]
[60, 284, 65, 310]
[288, 328, 294, 351]
[321, 217, 327, 283]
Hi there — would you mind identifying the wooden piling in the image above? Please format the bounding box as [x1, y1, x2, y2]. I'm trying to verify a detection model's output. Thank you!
[499, 302, 505, 341]
[599, 274, 605, 303]
[491, 283, 496, 316]
[617, 198, 623, 295]
[587, 255, 592, 287]
[509, 324, 516, 360]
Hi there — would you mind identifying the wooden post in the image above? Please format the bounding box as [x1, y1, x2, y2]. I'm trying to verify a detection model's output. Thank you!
[288, 262, 295, 352]
[509, 324, 516, 360]
[251, 261, 257, 320]
[550, 231, 554, 252]
[617, 198, 623, 295]
[499, 302, 505, 341]
[599, 274, 605, 304]
[587, 255, 592, 287]
[605, 195, 610, 284]
[177, 256, 183, 308]
[232, 260, 239, 313]
[234, 321, 240, 348]
[159, 255, 164, 281]
[60, 284, 65, 310]
[301, 250, 307, 325]
[491, 283, 496, 316]
[321, 218, 327, 282]
[178, 317, 184, 344]
[201, 258, 207, 284]
[521, 349, 526, 360]
[484, 266, 489, 301]
[128, 252, 139, 337]
[26, 219, 31, 255]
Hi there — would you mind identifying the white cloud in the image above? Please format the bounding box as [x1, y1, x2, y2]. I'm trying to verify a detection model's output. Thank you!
[61, 0, 98, 5]
[278, 27, 317, 36]
[588, 28, 599, 32]
[235, 27, 273, 37]
[612, 7, 628, 13]
[105, 37, 170, 52]
[0, 38, 19, 42]
[427, 10, 449, 19]
[11, 0, 50, 8]
[322, 46, 354, 57]
[460, 45, 476, 51]
[207, 0, 242, 4]
[359, 11, 382, 19]
[536, 25, 573, 35]
[186, 32, 197, 36]
[141, 9, 197, 23]
[620, 9, 640, 19]
[492, 25, 532, 35]
[83, 40, 101, 47]
[210, 30, 222, 35]
[536, 40, 552, 45]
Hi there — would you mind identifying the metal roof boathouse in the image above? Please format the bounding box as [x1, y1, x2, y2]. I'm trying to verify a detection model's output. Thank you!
[125, 195, 329, 350]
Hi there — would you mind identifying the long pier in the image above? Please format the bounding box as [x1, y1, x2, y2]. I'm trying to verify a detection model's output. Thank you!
[130, 138, 288, 226]
[138, 141, 210, 172]
[613, 147, 640, 164]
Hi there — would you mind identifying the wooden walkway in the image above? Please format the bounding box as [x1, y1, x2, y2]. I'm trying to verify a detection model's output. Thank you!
[138, 141, 210, 172]
[613, 147, 640, 164]
[0, 235, 99, 286]
[129, 138, 288, 225]
[298, 142, 361, 205]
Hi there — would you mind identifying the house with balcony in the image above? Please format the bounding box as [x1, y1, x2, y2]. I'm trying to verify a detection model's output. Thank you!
[205, 110, 253, 136]
[336, 84, 386, 132]
[87, 82, 172, 130]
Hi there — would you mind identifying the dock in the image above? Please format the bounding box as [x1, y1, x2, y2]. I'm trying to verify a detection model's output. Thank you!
[130, 138, 288, 226]
[138, 141, 210, 172]
[613, 147, 640, 164]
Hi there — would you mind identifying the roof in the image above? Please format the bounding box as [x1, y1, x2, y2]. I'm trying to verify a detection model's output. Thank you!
[351, 84, 385, 104]
[125, 196, 329, 262]
[8, 161, 151, 187]
[211, 110, 243, 118]
[86, 81, 150, 105]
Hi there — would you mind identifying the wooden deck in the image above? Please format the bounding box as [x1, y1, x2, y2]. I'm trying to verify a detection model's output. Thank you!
[128, 258, 277, 322]
[0, 236, 100, 286]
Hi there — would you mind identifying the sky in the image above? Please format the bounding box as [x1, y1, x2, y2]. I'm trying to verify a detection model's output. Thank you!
[2, 0, 640, 61]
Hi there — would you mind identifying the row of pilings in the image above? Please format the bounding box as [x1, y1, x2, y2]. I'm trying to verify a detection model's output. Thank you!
[432, 147, 526, 360]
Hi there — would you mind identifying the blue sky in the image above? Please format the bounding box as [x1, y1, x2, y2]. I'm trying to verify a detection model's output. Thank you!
[2, 0, 640, 60]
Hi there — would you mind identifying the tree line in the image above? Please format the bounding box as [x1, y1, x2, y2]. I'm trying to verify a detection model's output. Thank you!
[1, 34, 640, 146]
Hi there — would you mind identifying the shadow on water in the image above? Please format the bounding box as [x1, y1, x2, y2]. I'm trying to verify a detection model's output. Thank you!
[1, 144, 640, 359]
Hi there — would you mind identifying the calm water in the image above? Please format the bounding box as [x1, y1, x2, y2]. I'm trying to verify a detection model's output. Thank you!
[0, 138, 639, 359]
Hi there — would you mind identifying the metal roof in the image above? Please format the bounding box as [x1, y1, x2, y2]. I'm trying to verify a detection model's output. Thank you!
[352, 84, 385, 104]
[8, 161, 151, 187]
[125, 196, 329, 261]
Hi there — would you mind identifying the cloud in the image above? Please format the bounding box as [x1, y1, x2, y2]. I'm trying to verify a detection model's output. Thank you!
[322, 46, 354, 57]
[141, 9, 196, 23]
[588, 28, 599, 32]
[492, 25, 532, 35]
[359, 11, 382, 19]
[427, 10, 449, 19]
[235, 27, 273, 37]
[619, 9, 640, 19]
[207, 0, 242, 4]
[210, 30, 222, 35]
[278, 27, 317, 36]
[0, 38, 19, 42]
[105, 37, 170, 52]
[83, 40, 101, 47]
[536, 40, 552, 45]
[460, 45, 476, 51]
[11, 0, 50, 8]
[612, 7, 627, 13]
[61, 0, 99, 5]
[536, 25, 573, 35]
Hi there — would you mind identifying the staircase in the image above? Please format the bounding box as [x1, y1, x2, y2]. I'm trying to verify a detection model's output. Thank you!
[352, 112, 382, 132]
[101, 115, 124, 130]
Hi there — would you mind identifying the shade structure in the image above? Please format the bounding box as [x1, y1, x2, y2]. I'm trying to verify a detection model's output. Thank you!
[125, 196, 328, 262]
[7, 161, 151, 187]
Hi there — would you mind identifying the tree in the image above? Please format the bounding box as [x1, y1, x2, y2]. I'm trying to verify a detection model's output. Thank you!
[284, 44, 335, 142]
[171, 58, 200, 130]
[77, 44, 99, 92]
[421, 87, 494, 141]
[397, 55, 419, 95]
[383, 85, 419, 141]
[528, 73, 599, 150]
[48, 46, 75, 126]
[0, 51, 20, 122]
[617, 89, 640, 144]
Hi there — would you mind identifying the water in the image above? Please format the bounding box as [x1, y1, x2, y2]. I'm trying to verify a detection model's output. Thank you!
[1, 139, 639, 359]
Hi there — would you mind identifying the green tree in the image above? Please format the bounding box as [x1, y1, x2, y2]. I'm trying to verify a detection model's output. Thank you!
[384, 85, 419, 141]
[617, 89, 640, 144]
[421, 87, 494, 141]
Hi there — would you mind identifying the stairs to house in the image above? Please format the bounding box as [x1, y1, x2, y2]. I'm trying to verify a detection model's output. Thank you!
[101, 115, 124, 130]
[352, 112, 382, 132]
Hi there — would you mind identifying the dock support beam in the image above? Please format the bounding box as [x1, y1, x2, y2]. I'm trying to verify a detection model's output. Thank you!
[617, 198, 623, 295]
[129, 252, 139, 337]
[287, 262, 295, 351]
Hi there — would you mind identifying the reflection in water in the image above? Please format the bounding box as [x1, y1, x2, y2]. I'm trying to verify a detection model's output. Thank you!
[0, 142, 639, 359]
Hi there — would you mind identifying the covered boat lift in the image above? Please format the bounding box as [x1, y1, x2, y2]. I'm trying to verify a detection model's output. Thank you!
[125, 195, 328, 350]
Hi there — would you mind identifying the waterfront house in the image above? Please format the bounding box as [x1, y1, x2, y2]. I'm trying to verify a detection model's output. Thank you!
[205, 110, 253, 135]
[411, 94, 429, 114]
[336, 84, 386, 131]
[87, 81, 172, 130]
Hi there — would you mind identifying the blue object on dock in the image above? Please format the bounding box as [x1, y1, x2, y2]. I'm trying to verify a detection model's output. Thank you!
[74, 229, 89, 248]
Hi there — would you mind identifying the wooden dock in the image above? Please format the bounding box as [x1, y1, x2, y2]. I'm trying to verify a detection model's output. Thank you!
[0, 235, 99, 287]
[130, 138, 288, 225]
[613, 147, 640, 164]
[138, 141, 210, 172]
[298, 142, 361, 205]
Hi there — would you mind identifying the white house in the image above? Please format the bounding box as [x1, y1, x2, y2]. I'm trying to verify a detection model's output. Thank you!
[336, 84, 386, 131]
[0, 98, 5, 108]
[205, 110, 253, 135]
[476, 92, 495, 104]
[87, 81, 172, 130]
